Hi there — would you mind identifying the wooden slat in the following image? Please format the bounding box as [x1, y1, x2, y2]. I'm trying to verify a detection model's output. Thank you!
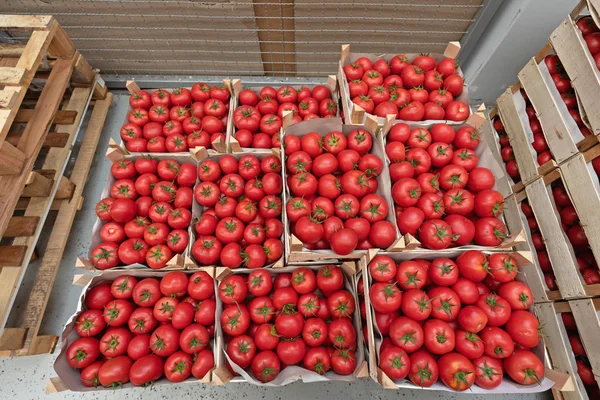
[526, 179, 586, 299]
[3, 216, 39, 237]
[0, 57, 74, 241]
[0, 27, 57, 143]
[0, 44, 26, 57]
[0, 15, 53, 29]
[19, 93, 112, 354]
[71, 52, 94, 84]
[496, 89, 539, 185]
[0, 328, 26, 351]
[0, 246, 26, 266]
[0, 67, 26, 86]
[551, 15, 600, 134]
[13, 109, 77, 125]
[6, 131, 69, 148]
[21, 171, 52, 197]
[568, 299, 600, 389]
[15, 197, 83, 212]
[47, 25, 75, 59]
[0, 88, 20, 109]
[0, 141, 25, 175]
[534, 303, 586, 400]
[54, 176, 74, 200]
[518, 58, 580, 164]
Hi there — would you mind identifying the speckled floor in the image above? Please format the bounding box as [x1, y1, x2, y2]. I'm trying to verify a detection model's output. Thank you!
[0, 93, 553, 400]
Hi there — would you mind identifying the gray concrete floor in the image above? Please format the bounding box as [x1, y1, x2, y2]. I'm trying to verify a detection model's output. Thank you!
[0, 93, 553, 400]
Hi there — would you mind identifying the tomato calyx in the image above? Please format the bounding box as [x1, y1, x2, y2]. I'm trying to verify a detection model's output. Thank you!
[114, 277, 132, 296]
[132, 318, 147, 332]
[388, 354, 406, 370]
[76, 317, 95, 335]
[171, 360, 189, 376]
[401, 271, 422, 289]
[448, 190, 468, 205]
[492, 200, 505, 216]
[484, 293, 505, 313]
[236, 337, 254, 355]
[331, 298, 353, 318]
[159, 300, 175, 314]
[494, 346, 505, 356]
[437, 261, 454, 276]
[300, 296, 319, 316]
[465, 332, 481, 345]
[139, 289, 154, 304]
[452, 369, 473, 390]
[414, 294, 433, 313]
[313, 359, 328, 375]
[361, 202, 384, 221]
[148, 245, 167, 263]
[413, 362, 433, 388]
[225, 219, 238, 232]
[374, 260, 392, 275]
[397, 330, 418, 346]
[92, 246, 115, 266]
[380, 283, 401, 302]
[202, 238, 216, 250]
[435, 296, 457, 318]
[168, 232, 182, 247]
[336, 198, 355, 218]
[436, 332, 448, 344]
[70, 349, 89, 366]
[291, 198, 307, 211]
[82, 374, 100, 388]
[430, 222, 457, 243]
[445, 173, 465, 188]
[225, 308, 244, 331]
[102, 333, 121, 352]
[257, 366, 277, 382]
[478, 359, 501, 382]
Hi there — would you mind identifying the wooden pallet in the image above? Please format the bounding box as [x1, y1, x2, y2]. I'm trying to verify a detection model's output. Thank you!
[0, 91, 112, 356]
[0, 15, 113, 355]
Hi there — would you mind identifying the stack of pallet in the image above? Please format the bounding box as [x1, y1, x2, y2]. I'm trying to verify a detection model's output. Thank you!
[0, 16, 112, 357]
[482, 1, 600, 399]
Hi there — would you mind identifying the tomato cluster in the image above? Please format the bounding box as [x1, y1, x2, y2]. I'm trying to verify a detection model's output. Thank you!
[522, 184, 600, 291]
[343, 54, 469, 121]
[122, 84, 230, 153]
[219, 266, 359, 382]
[387, 122, 508, 249]
[577, 16, 600, 73]
[93, 158, 194, 269]
[191, 154, 284, 268]
[494, 117, 520, 183]
[542, 58, 589, 137]
[561, 312, 600, 398]
[283, 129, 397, 255]
[65, 271, 215, 387]
[232, 85, 337, 149]
[365, 252, 544, 391]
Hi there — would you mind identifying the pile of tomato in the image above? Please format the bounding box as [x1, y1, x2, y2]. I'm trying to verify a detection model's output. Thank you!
[191, 154, 284, 268]
[366, 251, 544, 391]
[121, 84, 230, 153]
[387, 122, 508, 249]
[93, 158, 194, 269]
[542, 58, 589, 137]
[577, 15, 600, 72]
[493, 117, 520, 184]
[343, 54, 469, 121]
[522, 184, 600, 292]
[232, 85, 337, 149]
[219, 266, 359, 382]
[283, 129, 397, 255]
[64, 271, 215, 387]
[561, 311, 600, 399]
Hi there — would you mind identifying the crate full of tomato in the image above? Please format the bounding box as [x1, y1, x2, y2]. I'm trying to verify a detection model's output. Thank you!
[189, 150, 285, 270]
[281, 117, 401, 263]
[211, 264, 365, 386]
[120, 81, 233, 154]
[227, 78, 339, 152]
[360, 250, 556, 394]
[82, 153, 197, 271]
[339, 43, 470, 125]
[54, 270, 217, 390]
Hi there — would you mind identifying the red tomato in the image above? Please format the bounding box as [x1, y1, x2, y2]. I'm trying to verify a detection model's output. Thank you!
[389, 316, 424, 353]
[473, 356, 503, 389]
[408, 350, 439, 387]
[504, 350, 544, 385]
[438, 352, 475, 391]
[380, 345, 410, 379]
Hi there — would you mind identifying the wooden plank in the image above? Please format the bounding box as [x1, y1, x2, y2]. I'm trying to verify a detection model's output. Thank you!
[21, 171, 52, 198]
[0, 88, 20, 109]
[518, 58, 580, 164]
[526, 179, 586, 299]
[534, 302, 586, 400]
[19, 93, 112, 353]
[0, 246, 26, 266]
[0, 328, 26, 351]
[13, 109, 77, 125]
[0, 57, 74, 241]
[0, 44, 26, 57]
[47, 25, 75, 59]
[54, 176, 74, 200]
[0, 141, 25, 175]
[6, 131, 69, 148]
[0, 27, 57, 143]
[496, 89, 539, 184]
[27, 334, 58, 355]
[551, 15, 600, 134]
[3, 216, 39, 237]
[0, 67, 26, 86]
[71, 52, 95, 85]
[568, 299, 600, 388]
[0, 15, 53, 29]
[15, 197, 81, 212]
[560, 154, 600, 268]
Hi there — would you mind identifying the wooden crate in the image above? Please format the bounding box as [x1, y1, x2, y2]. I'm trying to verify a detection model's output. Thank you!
[0, 25, 111, 354]
[550, 0, 600, 135]
[518, 169, 600, 301]
[496, 87, 558, 185]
